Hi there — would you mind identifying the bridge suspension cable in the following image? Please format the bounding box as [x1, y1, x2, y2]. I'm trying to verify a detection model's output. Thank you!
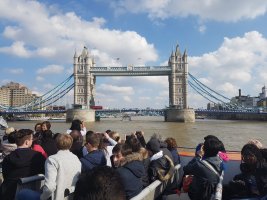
[0, 74, 74, 111]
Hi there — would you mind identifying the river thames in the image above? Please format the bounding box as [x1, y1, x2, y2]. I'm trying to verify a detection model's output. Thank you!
[6, 116, 267, 151]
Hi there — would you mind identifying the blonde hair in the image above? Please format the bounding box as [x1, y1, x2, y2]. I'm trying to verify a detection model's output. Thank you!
[247, 139, 263, 149]
[56, 133, 73, 150]
[5, 127, 15, 135]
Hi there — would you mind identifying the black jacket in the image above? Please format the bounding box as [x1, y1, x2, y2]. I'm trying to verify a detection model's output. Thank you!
[183, 156, 222, 200]
[1, 148, 45, 200]
[148, 153, 174, 183]
[117, 153, 147, 199]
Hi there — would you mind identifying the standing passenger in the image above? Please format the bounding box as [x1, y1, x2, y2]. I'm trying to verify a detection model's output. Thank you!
[0, 129, 45, 200]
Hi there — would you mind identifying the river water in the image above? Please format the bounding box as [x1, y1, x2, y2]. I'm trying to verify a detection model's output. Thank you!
[5, 116, 267, 151]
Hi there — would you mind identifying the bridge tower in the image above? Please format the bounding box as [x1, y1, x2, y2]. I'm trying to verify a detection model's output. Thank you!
[165, 44, 195, 122]
[66, 47, 96, 122]
[168, 45, 188, 109]
[73, 47, 95, 108]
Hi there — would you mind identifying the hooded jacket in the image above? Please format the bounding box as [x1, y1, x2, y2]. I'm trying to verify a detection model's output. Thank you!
[183, 155, 222, 200]
[117, 152, 147, 199]
[80, 150, 107, 172]
[1, 148, 45, 200]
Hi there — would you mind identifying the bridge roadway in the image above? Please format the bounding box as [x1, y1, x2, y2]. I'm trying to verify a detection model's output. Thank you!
[0, 108, 266, 115]
[88, 66, 172, 76]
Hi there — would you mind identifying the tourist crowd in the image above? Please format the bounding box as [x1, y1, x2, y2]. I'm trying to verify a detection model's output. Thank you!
[0, 119, 266, 200]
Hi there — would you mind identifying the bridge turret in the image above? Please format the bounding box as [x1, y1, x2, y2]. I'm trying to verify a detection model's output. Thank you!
[175, 44, 181, 60]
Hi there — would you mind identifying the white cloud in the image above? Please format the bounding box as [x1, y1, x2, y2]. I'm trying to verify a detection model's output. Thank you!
[0, 41, 31, 57]
[198, 25, 206, 33]
[43, 83, 55, 90]
[111, 0, 267, 22]
[0, 0, 158, 64]
[98, 84, 134, 95]
[7, 68, 24, 74]
[123, 96, 132, 102]
[37, 65, 64, 75]
[36, 76, 44, 82]
[188, 31, 267, 107]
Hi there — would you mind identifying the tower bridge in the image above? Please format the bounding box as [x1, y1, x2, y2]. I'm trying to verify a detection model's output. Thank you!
[67, 45, 195, 122]
[5, 45, 264, 122]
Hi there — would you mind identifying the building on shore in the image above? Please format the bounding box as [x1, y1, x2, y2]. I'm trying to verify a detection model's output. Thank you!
[0, 82, 38, 107]
[230, 89, 259, 109]
[257, 86, 267, 110]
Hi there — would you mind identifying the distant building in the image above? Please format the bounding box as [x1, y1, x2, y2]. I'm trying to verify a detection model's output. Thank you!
[230, 89, 259, 108]
[0, 82, 38, 107]
[257, 86, 267, 109]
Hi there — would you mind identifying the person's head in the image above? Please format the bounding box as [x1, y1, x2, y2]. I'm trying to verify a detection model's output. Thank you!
[56, 133, 73, 150]
[7, 131, 17, 144]
[15, 129, 33, 147]
[42, 130, 53, 139]
[112, 143, 123, 167]
[204, 135, 225, 152]
[70, 119, 82, 131]
[70, 130, 83, 143]
[41, 121, 51, 132]
[109, 131, 121, 142]
[204, 135, 219, 141]
[74, 166, 126, 200]
[203, 138, 222, 157]
[85, 131, 100, 151]
[247, 139, 263, 149]
[146, 138, 160, 156]
[5, 127, 15, 135]
[165, 137, 178, 150]
[125, 134, 141, 152]
[241, 143, 262, 165]
[34, 123, 42, 133]
[106, 129, 111, 134]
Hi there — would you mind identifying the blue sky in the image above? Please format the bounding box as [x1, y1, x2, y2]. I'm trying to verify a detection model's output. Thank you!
[1, 0, 267, 109]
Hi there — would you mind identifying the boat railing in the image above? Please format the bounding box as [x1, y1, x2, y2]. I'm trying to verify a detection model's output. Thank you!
[15, 174, 74, 200]
[130, 164, 181, 200]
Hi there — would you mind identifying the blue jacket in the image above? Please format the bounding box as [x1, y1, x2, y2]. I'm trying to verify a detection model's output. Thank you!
[80, 150, 106, 172]
[117, 153, 147, 199]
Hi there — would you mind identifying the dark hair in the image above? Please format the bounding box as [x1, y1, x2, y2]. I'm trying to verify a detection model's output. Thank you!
[8, 131, 17, 144]
[241, 143, 263, 163]
[70, 119, 82, 131]
[121, 143, 132, 157]
[74, 166, 126, 200]
[204, 135, 225, 152]
[42, 121, 51, 130]
[15, 129, 33, 146]
[86, 131, 100, 148]
[165, 137, 178, 150]
[125, 135, 141, 152]
[112, 143, 123, 154]
[203, 138, 222, 157]
[34, 123, 42, 132]
[70, 130, 83, 143]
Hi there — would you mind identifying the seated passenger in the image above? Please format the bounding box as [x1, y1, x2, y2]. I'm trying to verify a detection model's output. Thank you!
[80, 132, 106, 172]
[74, 166, 126, 200]
[224, 143, 267, 199]
[165, 137, 181, 165]
[0, 129, 45, 200]
[150, 133, 174, 162]
[116, 143, 147, 199]
[146, 138, 174, 183]
[183, 138, 223, 200]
